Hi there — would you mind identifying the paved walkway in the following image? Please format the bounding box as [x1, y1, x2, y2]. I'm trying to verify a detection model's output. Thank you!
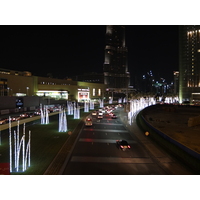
[118, 106, 196, 174]
[142, 105, 200, 154]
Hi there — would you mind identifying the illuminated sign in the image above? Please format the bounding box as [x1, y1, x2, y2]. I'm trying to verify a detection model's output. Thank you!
[78, 88, 89, 91]
[16, 98, 23, 108]
[78, 92, 89, 101]
[36, 90, 68, 99]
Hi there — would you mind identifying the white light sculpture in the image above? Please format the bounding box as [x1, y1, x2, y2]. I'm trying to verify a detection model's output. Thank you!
[84, 101, 89, 112]
[74, 105, 80, 119]
[40, 104, 49, 124]
[9, 119, 31, 173]
[123, 97, 127, 103]
[67, 101, 73, 115]
[45, 106, 49, 124]
[99, 99, 104, 108]
[9, 117, 12, 172]
[59, 107, 67, 132]
[90, 100, 94, 110]
[119, 98, 122, 103]
[77, 106, 80, 118]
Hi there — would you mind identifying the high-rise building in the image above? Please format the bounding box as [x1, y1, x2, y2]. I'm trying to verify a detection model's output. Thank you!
[103, 25, 130, 91]
[173, 71, 179, 95]
[179, 25, 200, 103]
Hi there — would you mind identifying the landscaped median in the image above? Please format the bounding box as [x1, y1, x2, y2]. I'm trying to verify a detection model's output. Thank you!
[0, 109, 90, 175]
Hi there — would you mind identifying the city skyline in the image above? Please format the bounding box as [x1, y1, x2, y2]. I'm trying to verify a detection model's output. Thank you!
[1, 25, 179, 85]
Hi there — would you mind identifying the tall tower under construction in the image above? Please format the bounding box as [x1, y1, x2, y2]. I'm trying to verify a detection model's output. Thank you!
[103, 25, 130, 92]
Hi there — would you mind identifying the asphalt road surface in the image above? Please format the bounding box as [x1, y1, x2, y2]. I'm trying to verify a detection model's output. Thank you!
[61, 108, 195, 175]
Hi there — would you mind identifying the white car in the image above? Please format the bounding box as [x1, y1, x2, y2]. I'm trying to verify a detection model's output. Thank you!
[97, 114, 103, 119]
[92, 111, 97, 116]
[98, 112, 103, 115]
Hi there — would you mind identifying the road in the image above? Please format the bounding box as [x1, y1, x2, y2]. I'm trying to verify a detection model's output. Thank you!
[61, 107, 195, 175]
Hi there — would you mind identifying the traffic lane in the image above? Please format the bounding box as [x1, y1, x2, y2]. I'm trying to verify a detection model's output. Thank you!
[92, 114, 118, 120]
[81, 129, 134, 140]
[69, 140, 150, 158]
[64, 141, 167, 175]
[91, 123, 126, 130]
[63, 162, 167, 175]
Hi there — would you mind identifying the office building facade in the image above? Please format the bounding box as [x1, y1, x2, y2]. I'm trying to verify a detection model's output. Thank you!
[0, 68, 106, 111]
[179, 25, 200, 102]
[103, 25, 130, 91]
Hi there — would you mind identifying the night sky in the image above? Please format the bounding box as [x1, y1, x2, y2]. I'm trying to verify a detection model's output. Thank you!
[0, 25, 179, 85]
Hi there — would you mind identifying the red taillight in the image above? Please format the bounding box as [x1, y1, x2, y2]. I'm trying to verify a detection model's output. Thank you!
[128, 145, 131, 148]
[120, 145, 124, 148]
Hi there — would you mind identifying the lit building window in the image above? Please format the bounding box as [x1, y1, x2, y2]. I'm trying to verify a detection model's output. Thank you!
[93, 88, 95, 96]
[98, 89, 101, 96]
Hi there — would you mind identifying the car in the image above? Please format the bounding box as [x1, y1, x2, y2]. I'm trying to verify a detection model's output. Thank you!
[98, 112, 103, 115]
[10, 116, 20, 122]
[85, 118, 92, 126]
[0, 118, 8, 125]
[20, 113, 30, 118]
[28, 113, 35, 117]
[92, 111, 97, 116]
[106, 109, 112, 114]
[97, 114, 103, 119]
[112, 114, 117, 119]
[109, 112, 114, 116]
[116, 140, 131, 151]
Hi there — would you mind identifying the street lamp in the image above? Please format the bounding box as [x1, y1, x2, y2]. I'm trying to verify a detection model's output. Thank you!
[7, 87, 10, 96]
[26, 87, 29, 96]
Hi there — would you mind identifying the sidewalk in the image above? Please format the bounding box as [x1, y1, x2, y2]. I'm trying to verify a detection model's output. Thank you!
[142, 105, 200, 154]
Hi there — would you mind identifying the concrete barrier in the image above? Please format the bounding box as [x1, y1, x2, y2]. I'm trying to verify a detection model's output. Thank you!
[1, 109, 9, 115]
[0, 112, 59, 131]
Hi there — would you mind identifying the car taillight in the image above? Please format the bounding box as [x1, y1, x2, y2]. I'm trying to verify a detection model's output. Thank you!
[120, 145, 124, 148]
[128, 145, 131, 148]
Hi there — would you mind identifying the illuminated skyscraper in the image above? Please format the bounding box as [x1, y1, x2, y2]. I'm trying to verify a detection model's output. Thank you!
[179, 25, 200, 102]
[103, 25, 130, 91]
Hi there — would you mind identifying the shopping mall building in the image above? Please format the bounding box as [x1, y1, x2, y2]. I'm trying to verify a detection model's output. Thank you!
[0, 68, 106, 112]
